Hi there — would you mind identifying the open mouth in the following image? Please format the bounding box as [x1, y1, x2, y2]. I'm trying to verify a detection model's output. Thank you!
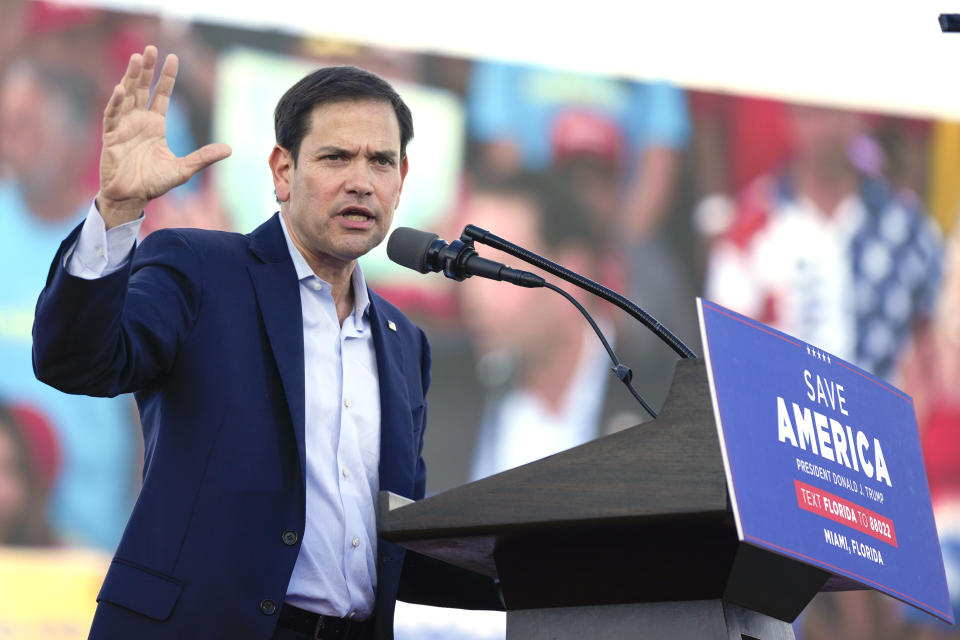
[340, 206, 373, 222]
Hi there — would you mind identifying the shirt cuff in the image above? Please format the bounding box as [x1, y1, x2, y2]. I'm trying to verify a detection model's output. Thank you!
[64, 201, 144, 279]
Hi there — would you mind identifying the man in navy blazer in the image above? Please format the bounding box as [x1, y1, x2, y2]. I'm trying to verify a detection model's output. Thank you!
[32, 46, 499, 639]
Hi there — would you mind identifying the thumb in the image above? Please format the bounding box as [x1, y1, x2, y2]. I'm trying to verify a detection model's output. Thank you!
[179, 142, 232, 181]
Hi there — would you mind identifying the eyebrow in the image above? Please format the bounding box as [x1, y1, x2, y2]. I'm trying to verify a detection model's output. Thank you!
[314, 145, 398, 161]
[372, 150, 399, 161]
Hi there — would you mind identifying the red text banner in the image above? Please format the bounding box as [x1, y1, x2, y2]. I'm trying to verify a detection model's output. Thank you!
[794, 479, 898, 547]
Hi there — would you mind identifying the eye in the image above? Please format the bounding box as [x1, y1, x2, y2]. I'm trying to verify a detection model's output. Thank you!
[373, 156, 394, 167]
[322, 154, 343, 162]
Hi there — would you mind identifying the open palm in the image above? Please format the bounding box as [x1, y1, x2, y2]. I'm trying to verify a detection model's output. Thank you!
[97, 46, 231, 228]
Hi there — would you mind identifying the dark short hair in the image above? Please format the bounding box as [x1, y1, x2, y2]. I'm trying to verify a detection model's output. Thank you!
[469, 170, 600, 255]
[274, 65, 414, 165]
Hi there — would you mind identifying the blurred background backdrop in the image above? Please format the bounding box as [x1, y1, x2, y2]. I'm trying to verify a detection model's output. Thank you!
[1, 1, 959, 637]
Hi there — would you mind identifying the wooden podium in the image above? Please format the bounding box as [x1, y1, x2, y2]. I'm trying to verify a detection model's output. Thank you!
[378, 359, 838, 639]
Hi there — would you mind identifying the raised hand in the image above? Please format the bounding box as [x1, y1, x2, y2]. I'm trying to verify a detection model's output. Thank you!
[96, 45, 232, 229]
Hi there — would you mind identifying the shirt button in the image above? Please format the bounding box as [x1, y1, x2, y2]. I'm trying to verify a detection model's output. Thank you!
[344, 399, 352, 408]
[259, 599, 277, 615]
[311, 281, 321, 290]
[342, 468, 350, 478]
[282, 530, 299, 546]
[348, 611, 356, 619]
[95, 246, 104, 257]
[352, 537, 360, 548]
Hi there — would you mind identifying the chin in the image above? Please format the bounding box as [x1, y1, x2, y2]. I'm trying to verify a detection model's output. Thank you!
[336, 239, 381, 261]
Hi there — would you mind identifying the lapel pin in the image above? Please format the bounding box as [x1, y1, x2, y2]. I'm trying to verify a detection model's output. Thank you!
[387, 320, 397, 332]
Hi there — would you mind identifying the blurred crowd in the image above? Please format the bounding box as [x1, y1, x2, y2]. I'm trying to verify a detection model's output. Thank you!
[1, 2, 959, 638]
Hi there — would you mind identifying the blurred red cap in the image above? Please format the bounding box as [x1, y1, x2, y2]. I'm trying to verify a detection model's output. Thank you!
[550, 110, 624, 167]
[26, 1, 97, 36]
[8, 403, 61, 494]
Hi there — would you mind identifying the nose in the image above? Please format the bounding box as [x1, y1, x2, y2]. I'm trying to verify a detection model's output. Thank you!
[345, 161, 374, 197]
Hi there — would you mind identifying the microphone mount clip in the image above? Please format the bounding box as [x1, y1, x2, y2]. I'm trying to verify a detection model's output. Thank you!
[439, 236, 478, 282]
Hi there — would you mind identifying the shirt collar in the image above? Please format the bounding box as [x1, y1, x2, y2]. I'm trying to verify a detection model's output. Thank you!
[277, 213, 371, 323]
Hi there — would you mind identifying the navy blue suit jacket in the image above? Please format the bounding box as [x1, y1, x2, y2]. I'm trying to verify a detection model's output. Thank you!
[33, 213, 498, 639]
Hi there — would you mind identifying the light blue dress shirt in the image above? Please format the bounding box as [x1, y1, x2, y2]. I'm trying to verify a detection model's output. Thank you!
[68, 207, 382, 620]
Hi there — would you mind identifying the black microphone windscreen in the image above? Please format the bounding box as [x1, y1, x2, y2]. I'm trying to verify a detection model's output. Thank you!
[387, 227, 438, 274]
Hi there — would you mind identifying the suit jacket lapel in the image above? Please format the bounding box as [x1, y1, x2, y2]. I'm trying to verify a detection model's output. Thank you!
[369, 295, 414, 497]
[247, 214, 307, 486]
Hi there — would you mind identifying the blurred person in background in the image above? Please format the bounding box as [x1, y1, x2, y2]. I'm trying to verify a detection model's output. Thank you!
[0, 402, 113, 640]
[0, 57, 138, 549]
[686, 93, 792, 275]
[546, 109, 698, 412]
[894, 216, 960, 639]
[705, 104, 942, 380]
[0, 59, 95, 221]
[430, 171, 648, 483]
[0, 402, 58, 546]
[466, 63, 695, 378]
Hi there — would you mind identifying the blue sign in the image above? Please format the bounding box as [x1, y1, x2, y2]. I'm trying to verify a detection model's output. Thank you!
[698, 298, 953, 623]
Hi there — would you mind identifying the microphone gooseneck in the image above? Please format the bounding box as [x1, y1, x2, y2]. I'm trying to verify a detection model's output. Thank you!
[461, 224, 698, 360]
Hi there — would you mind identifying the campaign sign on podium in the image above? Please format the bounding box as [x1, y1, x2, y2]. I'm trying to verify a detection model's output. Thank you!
[697, 298, 953, 623]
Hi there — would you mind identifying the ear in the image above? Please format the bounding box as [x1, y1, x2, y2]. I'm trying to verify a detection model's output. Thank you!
[396, 155, 409, 204]
[268, 145, 294, 203]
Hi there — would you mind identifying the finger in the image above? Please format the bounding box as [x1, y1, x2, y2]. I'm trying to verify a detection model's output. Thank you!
[120, 52, 143, 116]
[134, 45, 158, 109]
[147, 53, 179, 116]
[178, 142, 233, 182]
[103, 83, 125, 134]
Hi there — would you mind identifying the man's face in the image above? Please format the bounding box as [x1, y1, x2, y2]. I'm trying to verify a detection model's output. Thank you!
[788, 105, 861, 171]
[458, 193, 556, 353]
[0, 75, 58, 180]
[270, 98, 408, 270]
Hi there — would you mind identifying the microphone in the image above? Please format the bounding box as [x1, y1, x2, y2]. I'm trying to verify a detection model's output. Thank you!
[387, 227, 544, 288]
